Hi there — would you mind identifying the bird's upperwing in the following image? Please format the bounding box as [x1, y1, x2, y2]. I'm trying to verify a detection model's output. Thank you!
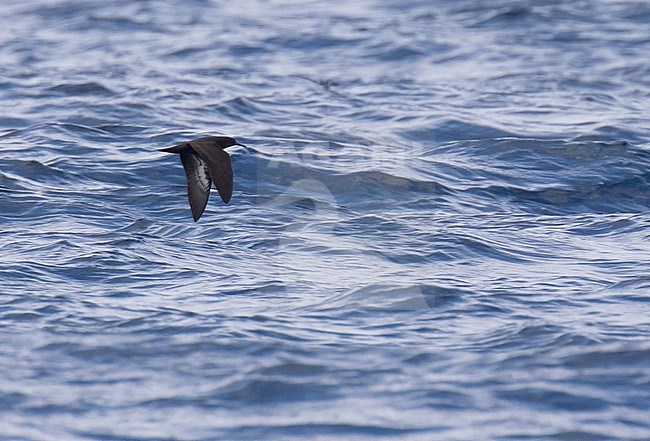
[180, 150, 212, 222]
[189, 140, 233, 204]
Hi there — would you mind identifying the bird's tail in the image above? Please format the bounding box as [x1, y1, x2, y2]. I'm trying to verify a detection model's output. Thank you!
[159, 142, 190, 153]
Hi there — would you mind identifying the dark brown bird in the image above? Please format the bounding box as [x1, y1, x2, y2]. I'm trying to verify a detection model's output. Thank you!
[159, 136, 245, 222]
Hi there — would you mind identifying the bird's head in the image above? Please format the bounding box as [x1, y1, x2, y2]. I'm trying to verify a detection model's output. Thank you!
[210, 136, 246, 150]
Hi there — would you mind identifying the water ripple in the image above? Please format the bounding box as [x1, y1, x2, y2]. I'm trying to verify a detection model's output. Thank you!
[0, 0, 649, 440]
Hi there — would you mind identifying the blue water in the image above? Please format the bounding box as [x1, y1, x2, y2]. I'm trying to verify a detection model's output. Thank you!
[1, 1, 649, 439]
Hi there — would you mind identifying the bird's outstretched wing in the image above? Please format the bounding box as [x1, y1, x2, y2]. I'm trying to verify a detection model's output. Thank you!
[180, 150, 212, 222]
[189, 139, 233, 203]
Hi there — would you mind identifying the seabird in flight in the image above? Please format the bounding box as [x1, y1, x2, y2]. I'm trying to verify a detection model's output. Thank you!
[160, 136, 245, 222]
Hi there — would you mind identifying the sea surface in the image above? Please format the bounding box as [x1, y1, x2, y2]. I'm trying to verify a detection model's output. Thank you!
[0, 1, 649, 440]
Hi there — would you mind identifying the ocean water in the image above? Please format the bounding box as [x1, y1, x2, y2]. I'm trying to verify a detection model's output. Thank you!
[1, 0, 649, 440]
